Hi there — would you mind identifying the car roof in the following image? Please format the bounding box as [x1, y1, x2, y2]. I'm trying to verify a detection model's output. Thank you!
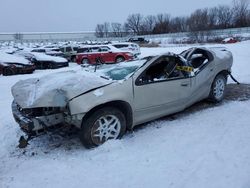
[112, 42, 138, 45]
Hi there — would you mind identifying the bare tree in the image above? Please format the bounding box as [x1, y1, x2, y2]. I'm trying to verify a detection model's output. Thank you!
[142, 15, 156, 34]
[208, 7, 218, 29]
[153, 14, 171, 34]
[111, 23, 123, 37]
[124, 14, 144, 35]
[232, 0, 249, 27]
[95, 24, 105, 38]
[103, 22, 110, 37]
[95, 0, 250, 39]
[247, 9, 250, 25]
[13, 33, 23, 41]
[216, 5, 234, 28]
[187, 9, 210, 31]
[170, 17, 188, 32]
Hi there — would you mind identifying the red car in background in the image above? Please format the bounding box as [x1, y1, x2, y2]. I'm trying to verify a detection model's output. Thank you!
[222, 37, 238, 44]
[75, 45, 134, 65]
[0, 52, 35, 76]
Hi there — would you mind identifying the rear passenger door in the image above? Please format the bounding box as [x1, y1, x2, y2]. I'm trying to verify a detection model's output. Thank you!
[99, 46, 113, 63]
[188, 49, 216, 104]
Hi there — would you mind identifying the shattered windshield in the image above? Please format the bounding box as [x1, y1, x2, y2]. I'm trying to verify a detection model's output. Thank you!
[95, 59, 148, 80]
[104, 66, 139, 80]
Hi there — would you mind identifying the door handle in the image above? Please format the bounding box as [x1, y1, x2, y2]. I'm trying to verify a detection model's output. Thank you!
[181, 82, 189, 86]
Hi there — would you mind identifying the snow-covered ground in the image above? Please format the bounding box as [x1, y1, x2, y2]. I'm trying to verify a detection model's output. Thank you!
[1, 41, 250, 188]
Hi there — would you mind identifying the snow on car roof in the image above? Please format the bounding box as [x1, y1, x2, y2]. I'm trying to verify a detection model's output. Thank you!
[112, 42, 139, 45]
[16, 50, 68, 63]
[78, 44, 124, 53]
[0, 52, 31, 65]
[209, 47, 232, 60]
[31, 52, 68, 63]
[222, 37, 234, 42]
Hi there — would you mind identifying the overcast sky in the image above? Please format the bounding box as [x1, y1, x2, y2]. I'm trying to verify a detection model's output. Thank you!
[0, 0, 233, 33]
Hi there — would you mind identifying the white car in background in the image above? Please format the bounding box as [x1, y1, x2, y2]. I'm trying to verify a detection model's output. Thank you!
[112, 42, 141, 57]
[15, 50, 69, 69]
[31, 47, 64, 57]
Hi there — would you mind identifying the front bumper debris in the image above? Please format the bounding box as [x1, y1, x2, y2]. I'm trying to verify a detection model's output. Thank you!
[12, 101, 65, 135]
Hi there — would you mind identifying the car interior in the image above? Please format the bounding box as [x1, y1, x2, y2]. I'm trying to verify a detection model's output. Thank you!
[137, 56, 186, 84]
[186, 49, 214, 72]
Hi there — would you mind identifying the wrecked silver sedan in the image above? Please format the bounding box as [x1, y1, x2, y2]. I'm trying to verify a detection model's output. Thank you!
[12, 47, 233, 148]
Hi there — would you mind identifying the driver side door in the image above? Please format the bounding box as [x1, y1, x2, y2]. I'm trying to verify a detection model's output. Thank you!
[133, 56, 192, 125]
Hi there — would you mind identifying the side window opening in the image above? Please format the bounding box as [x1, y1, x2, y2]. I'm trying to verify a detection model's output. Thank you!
[91, 47, 100, 52]
[139, 56, 185, 84]
[189, 49, 213, 71]
[190, 54, 207, 68]
[66, 47, 72, 52]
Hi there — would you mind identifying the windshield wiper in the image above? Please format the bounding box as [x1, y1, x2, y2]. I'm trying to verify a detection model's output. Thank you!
[100, 75, 110, 80]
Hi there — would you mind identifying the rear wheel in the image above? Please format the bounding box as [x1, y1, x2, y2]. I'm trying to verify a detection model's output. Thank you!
[3, 67, 15, 76]
[116, 56, 125, 63]
[47, 63, 54, 69]
[208, 74, 227, 103]
[81, 58, 90, 65]
[79, 107, 126, 148]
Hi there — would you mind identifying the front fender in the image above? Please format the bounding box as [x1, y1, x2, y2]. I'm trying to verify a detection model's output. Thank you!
[68, 79, 134, 115]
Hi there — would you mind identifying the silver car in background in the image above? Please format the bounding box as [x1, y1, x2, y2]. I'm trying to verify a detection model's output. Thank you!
[12, 47, 233, 148]
[112, 42, 141, 57]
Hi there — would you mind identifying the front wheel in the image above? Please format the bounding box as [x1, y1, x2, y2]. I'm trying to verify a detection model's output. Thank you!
[115, 56, 125, 63]
[79, 107, 126, 148]
[208, 74, 227, 103]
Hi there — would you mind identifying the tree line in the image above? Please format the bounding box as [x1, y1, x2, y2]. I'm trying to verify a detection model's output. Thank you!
[95, 0, 250, 38]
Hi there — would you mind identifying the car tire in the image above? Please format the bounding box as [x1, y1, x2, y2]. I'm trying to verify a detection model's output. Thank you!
[48, 63, 54, 69]
[71, 56, 76, 62]
[3, 68, 15, 76]
[115, 56, 125, 63]
[81, 58, 90, 65]
[208, 74, 227, 103]
[79, 107, 126, 148]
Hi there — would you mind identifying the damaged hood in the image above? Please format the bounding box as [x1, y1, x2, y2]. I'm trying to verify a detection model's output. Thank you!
[11, 69, 112, 108]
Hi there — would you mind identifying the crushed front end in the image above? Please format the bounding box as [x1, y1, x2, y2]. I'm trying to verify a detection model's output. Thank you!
[12, 101, 66, 136]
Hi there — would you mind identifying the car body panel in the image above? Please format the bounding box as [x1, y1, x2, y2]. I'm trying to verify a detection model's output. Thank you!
[11, 70, 112, 108]
[133, 77, 192, 125]
[75, 45, 134, 64]
[0, 52, 35, 75]
[14, 51, 69, 69]
[11, 47, 233, 134]
[112, 42, 141, 57]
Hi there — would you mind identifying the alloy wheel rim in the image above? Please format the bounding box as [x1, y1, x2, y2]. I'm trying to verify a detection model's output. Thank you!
[82, 59, 88, 64]
[117, 57, 124, 62]
[91, 115, 121, 145]
[214, 78, 225, 99]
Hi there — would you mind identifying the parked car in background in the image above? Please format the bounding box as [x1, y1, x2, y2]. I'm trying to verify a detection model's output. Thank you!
[0, 52, 35, 76]
[112, 42, 141, 57]
[128, 37, 149, 44]
[75, 45, 134, 64]
[59, 46, 79, 62]
[222, 37, 238, 44]
[15, 51, 69, 69]
[12, 47, 233, 148]
[31, 47, 64, 57]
